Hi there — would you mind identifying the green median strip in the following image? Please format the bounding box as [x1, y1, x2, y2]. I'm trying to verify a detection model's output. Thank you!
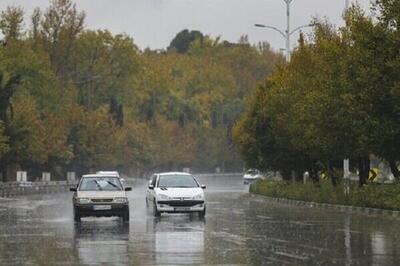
[250, 180, 400, 212]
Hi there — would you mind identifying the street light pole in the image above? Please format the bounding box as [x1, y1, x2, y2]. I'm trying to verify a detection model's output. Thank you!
[284, 0, 292, 61]
[255, 22, 313, 61]
[343, 0, 350, 187]
[256, 0, 305, 61]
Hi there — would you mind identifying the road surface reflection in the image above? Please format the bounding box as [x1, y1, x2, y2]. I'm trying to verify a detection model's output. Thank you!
[0, 175, 399, 265]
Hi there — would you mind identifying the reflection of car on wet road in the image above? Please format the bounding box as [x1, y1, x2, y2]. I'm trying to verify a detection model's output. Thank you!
[70, 174, 132, 222]
[146, 172, 206, 217]
[74, 220, 129, 265]
[243, 169, 263, 184]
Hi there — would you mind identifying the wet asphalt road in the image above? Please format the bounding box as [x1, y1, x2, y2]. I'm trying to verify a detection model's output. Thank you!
[0, 175, 400, 265]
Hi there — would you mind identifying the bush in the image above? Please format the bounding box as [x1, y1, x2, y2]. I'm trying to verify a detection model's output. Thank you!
[251, 180, 400, 210]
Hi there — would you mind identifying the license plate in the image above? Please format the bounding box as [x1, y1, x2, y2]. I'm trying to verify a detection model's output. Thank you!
[174, 207, 190, 211]
[93, 205, 111, 211]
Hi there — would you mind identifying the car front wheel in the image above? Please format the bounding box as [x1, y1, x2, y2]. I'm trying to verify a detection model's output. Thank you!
[153, 202, 161, 217]
[199, 206, 206, 218]
[122, 210, 130, 222]
[74, 209, 81, 222]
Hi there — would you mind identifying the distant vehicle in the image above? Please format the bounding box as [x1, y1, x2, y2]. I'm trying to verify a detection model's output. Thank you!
[70, 174, 132, 222]
[146, 172, 206, 217]
[96, 171, 125, 187]
[243, 169, 263, 184]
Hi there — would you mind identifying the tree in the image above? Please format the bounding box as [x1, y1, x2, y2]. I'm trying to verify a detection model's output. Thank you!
[36, 0, 85, 77]
[71, 30, 141, 110]
[0, 6, 24, 42]
[168, 29, 204, 54]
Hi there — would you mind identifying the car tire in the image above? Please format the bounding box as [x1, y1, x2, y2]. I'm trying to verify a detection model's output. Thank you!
[153, 202, 161, 217]
[199, 206, 206, 218]
[122, 210, 130, 222]
[74, 209, 81, 222]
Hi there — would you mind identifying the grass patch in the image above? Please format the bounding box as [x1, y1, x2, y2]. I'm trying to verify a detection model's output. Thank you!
[250, 180, 400, 211]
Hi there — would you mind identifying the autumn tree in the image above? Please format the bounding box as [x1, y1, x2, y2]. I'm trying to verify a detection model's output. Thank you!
[0, 6, 24, 42]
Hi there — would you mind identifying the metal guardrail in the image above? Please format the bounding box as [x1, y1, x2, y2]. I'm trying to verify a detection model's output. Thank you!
[0, 181, 78, 198]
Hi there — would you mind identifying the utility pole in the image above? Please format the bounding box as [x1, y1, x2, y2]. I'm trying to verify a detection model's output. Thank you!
[343, 0, 351, 189]
[256, 0, 313, 62]
[345, 0, 350, 10]
[284, 0, 293, 61]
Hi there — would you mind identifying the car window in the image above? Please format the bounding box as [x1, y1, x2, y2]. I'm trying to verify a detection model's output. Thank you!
[151, 175, 157, 186]
[157, 174, 199, 188]
[79, 177, 123, 191]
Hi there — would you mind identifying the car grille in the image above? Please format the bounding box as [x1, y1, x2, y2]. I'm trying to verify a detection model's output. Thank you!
[91, 198, 113, 203]
[171, 197, 192, 200]
[159, 200, 204, 207]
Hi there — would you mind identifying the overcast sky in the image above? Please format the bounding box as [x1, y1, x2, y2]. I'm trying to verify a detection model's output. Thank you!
[0, 0, 372, 51]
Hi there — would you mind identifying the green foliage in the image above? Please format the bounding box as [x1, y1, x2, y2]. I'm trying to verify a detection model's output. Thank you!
[251, 180, 400, 210]
[168, 29, 204, 54]
[0, 6, 24, 41]
[0, 1, 283, 179]
[234, 2, 400, 184]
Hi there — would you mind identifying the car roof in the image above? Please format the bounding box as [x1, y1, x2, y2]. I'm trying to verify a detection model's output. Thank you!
[82, 174, 119, 178]
[158, 172, 192, 176]
[96, 171, 119, 176]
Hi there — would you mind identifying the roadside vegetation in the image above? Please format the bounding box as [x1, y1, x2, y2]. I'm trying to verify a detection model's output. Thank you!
[0, 0, 284, 181]
[251, 180, 400, 211]
[233, 0, 400, 187]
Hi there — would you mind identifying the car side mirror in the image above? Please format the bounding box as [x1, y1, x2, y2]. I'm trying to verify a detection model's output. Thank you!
[201, 184, 206, 189]
[124, 187, 132, 191]
[148, 185, 154, 190]
[70, 187, 77, 192]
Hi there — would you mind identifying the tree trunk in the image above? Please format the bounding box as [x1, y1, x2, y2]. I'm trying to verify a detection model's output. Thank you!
[389, 160, 400, 180]
[281, 169, 291, 181]
[309, 160, 319, 183]
[358, 155, 369, 187]
[328, 161, 338, 186]
[1, 162, 6, 182]
[295, 169, 303, 182]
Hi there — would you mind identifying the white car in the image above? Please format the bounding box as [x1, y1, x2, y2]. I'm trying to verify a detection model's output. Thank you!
[146, 172, 206, 217]
[243, 169, 263, 184]
[70, 174, 132, 222]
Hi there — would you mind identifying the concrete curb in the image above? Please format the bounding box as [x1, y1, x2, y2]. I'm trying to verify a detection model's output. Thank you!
[251, 193, 400, 219]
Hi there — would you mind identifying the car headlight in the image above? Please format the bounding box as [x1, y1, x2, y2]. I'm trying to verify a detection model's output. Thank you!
[114, 197, 128, 203]
[158, 194, 170, 200]
[192, 194, 203, 200]
[77, 198, 90, 204]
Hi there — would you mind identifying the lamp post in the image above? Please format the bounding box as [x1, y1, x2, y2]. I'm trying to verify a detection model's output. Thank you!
[255, 0, 313, 61]
[255, 23, 313, 61]
[343, 0, 351, 188]
[285, 0, 292, 61]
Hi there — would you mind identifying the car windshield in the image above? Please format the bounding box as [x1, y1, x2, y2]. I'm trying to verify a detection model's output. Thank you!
[79, 176, 123, 191]
[158, 174, 198, 188]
